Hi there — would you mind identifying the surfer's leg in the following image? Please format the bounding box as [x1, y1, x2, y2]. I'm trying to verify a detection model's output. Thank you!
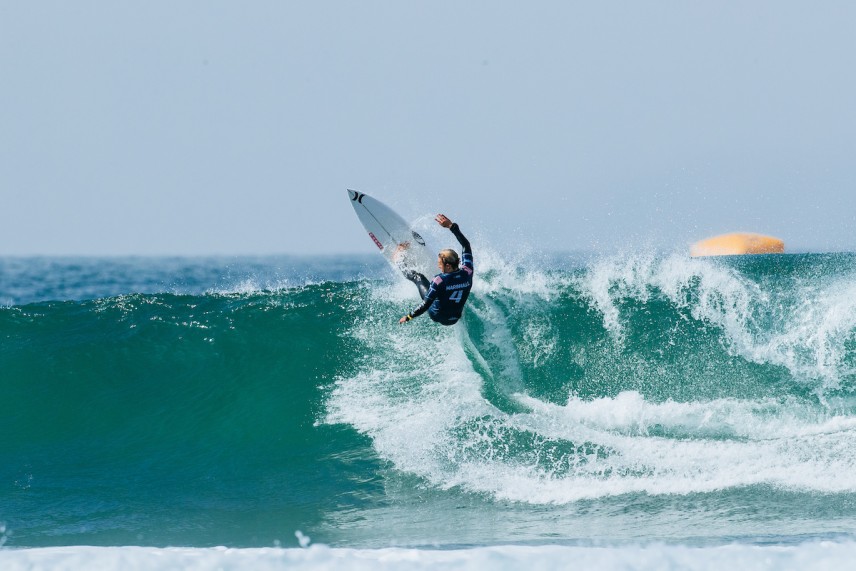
[403, 270, 431, 298]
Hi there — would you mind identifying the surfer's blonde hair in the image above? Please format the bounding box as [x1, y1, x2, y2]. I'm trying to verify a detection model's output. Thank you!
[439, 249, 460, 269]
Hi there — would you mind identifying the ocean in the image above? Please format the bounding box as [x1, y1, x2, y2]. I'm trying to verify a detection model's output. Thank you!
[3, 251, 856, 569]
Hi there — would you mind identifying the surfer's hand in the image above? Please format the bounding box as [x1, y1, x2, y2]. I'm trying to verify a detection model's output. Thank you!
[399, 315, 410, 324]
[436, 214, 453, 228]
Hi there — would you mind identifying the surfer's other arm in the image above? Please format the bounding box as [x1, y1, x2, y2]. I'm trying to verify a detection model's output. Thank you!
[401, 275, 441, 323]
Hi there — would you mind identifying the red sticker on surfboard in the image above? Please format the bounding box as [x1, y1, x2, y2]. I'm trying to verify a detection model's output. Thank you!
[368, 232, 383, 250]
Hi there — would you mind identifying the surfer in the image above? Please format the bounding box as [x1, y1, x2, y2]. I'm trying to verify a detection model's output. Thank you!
[399, 214, 473, 326]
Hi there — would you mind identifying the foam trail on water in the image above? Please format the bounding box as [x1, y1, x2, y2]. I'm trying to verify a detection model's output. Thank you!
[508, 393, 856, 502]
[516, 391, 856, 439]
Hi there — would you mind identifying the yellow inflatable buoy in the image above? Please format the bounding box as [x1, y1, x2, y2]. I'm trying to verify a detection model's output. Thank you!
[690, 233, 784, 257]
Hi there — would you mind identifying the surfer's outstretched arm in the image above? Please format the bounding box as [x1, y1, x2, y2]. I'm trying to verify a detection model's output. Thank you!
[436, 214, 472, 258]
[449, 223, 472, 271]
[437, 215, 473, 273]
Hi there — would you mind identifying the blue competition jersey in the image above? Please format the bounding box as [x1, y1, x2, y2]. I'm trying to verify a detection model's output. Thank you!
[425, 253, 474, 325]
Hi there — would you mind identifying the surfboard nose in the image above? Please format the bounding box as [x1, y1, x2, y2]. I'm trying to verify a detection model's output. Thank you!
[347, 189, 367, 204]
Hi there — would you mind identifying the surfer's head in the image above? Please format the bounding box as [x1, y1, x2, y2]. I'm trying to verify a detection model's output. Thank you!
[438, 249, 460, 272]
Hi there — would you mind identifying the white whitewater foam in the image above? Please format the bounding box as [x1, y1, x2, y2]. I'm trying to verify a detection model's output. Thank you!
[515, 390, 856, 440]
[578, 252, 759, 342]
[505, 393, 856, 502]
[328, 266, 856, 504]
[578, 252, 856, 388]
[2, 542, 856, 571]
[328, 254, 856, 505]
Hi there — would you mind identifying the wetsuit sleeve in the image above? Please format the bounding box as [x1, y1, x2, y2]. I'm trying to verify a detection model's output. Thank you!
[450, 223, 473, 271]
[410, 277, 441, 318]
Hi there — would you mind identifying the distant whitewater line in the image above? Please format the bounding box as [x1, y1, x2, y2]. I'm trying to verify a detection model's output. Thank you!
[2, 541, 856, 571]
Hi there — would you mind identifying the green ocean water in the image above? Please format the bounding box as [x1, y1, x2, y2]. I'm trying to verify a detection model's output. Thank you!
[3, 253, 856, 548]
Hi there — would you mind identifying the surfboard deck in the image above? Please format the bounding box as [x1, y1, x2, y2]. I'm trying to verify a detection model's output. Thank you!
[347, 190, 436, 283]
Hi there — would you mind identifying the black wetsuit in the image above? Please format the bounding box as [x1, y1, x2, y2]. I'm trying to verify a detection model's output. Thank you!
[406, 223, 473, 326]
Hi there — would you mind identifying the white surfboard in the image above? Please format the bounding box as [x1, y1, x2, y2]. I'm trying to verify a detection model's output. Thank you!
[347, 189, 436, 282]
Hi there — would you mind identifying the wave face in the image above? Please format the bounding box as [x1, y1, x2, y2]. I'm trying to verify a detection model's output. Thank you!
[4, 253, 856, 548]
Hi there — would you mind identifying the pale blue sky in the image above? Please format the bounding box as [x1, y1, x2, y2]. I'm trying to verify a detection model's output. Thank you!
[2, 2, 855, 255]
